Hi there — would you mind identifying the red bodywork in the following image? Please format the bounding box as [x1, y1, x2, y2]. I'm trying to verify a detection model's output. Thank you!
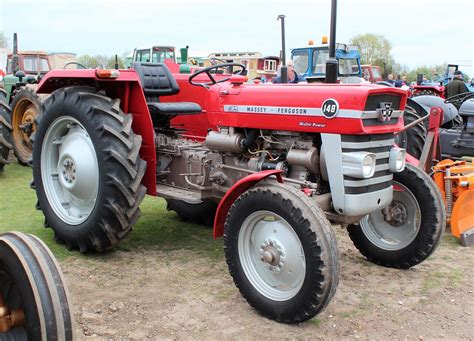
[36, 69, 408, 234]
[411, 84, 445, 98]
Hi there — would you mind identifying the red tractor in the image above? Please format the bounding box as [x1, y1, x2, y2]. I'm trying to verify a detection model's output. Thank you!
[31, 62, 444, 323]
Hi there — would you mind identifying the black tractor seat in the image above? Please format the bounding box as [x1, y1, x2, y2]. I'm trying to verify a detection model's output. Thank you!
[132, 62, 202, 117]
[148, 102, 202, 116]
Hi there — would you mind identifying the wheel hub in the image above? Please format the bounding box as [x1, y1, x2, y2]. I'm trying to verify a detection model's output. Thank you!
[61, 158, 76, 184]
[383, 200, 408, 227]
[0, 292, 25, 333]
[260, 239, 285, 271]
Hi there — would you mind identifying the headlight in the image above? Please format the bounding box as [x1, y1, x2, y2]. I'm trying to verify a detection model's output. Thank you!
[342, 151, 376, 179]
[389, 147, 406, 172]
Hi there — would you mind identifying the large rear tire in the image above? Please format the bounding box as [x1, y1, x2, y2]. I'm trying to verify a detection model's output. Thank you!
[166, 199, 217, 226]
[348, 164, 445, 268]
[395, 105, 427, 159]
[10, 86, 43, 165]
[0, 232, 73, 340]
[32, 86, 147, 252]
[224, 184, 339, 323]
[0, 89, 12, 173]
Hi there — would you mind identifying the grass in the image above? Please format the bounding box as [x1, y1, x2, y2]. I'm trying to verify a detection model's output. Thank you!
[0, 161, 224, 261]
[420, 269, 465, 294]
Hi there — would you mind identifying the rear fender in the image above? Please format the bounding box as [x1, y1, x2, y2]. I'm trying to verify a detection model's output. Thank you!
[213, 170, 284, 239]
[408, 96, 457, 125]
[36, 69, 157, 195]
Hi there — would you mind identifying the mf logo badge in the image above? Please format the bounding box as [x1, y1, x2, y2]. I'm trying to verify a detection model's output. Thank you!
[377, 102, 393, 122]
[321, 99, 339, 119]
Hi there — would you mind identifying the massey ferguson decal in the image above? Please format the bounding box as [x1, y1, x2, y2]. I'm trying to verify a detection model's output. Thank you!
[223, 102, 358, 119]
[377, 102, 394, 122]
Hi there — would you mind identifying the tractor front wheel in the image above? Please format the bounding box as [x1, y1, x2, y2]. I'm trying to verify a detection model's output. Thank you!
[224, 184, 339, 323]
[32, 86, 147, 252]
[348, 164, 445, 268]
[0, 89, 12, 173]
[0, 232, 73, 339]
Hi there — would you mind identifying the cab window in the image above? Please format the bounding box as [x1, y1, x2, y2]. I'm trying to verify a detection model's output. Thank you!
[292, 50, 309, 74]
[135, 49, 151, 62]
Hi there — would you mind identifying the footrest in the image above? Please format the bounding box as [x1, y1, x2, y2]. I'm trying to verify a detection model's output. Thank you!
[148, 102, 202, 116]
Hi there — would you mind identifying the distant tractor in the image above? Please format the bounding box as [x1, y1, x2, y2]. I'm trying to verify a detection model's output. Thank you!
[0, 34, 50, 166]
[291, 40, 361, 82]
[362, 64, 383, 83]
[411, 64, 473, 98]
[0, 34, 80, 167]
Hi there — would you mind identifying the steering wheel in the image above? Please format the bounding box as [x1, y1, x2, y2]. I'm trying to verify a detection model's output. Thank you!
[63, 62, 87, 69]
[444, 91, 474, 105]
[189, 63, 246, 88]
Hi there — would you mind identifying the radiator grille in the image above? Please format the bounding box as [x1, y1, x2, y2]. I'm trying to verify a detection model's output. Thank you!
[341, 134, 394, 194]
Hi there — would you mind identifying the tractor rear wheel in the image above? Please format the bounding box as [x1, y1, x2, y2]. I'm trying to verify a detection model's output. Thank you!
[224, 184, 339, 323]
[166, 199, 217, 226]
[10, 86, 43, 165]
[0, 89, 12, 173]
[0, 232, 73, 339]
[348, 164, 445, 268]
[395, 105, 427, 159]
[32, 86, 147, 252]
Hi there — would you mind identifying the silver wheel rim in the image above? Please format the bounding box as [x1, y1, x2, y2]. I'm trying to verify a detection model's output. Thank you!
[360, 181, 421, 251]
[41, 116, 99, 225]
[238, 210, 306, 301]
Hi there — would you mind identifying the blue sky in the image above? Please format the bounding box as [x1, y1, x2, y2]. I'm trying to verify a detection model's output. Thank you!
[1, 0, 473, 75]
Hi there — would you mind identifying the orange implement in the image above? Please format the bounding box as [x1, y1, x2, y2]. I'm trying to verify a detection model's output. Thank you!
[432, 159, 474, 246]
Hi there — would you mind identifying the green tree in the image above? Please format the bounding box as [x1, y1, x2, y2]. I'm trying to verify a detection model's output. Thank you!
[405, 64, 447, 83]
[77, 54, 110, 69]
[350, 33, 394, 76]
[106, 55, 124, 69]
[0, 31, 8, 49]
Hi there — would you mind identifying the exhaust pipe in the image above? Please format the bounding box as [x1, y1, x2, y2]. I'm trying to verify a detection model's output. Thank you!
[325, 0, 338, 84]
[12, 33, 19, 74]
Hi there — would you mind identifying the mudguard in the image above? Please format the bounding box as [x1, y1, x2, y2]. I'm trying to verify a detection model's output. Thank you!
[213, 170, 284, 239]
[409, 96, 458, 125]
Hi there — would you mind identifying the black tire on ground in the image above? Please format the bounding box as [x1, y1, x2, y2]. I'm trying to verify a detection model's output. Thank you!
[348, 164, 445, 269]
[412, 89, 440, 97]
[32, 86, 147, 252]
[166, 199, 217, 226]
[224, 184, 339, 323]
[10, 86, 43, 165]
[0, 88, 13, 173]
[396, 105, 427, 159]
[0, 232, 73, 340]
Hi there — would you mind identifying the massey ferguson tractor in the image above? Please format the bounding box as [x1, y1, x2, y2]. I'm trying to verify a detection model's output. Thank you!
[0, 232, 73, 339]
[29, 58, 445, 323]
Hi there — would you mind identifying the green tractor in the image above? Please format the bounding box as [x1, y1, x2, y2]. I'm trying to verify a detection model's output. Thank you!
[0, 33, 50, 167]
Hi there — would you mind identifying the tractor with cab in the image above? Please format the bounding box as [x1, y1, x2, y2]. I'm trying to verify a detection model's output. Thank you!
[291, 40, 362, 83]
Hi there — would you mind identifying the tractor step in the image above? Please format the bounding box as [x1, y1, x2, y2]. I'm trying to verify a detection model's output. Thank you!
[156, 183, 210, 203]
